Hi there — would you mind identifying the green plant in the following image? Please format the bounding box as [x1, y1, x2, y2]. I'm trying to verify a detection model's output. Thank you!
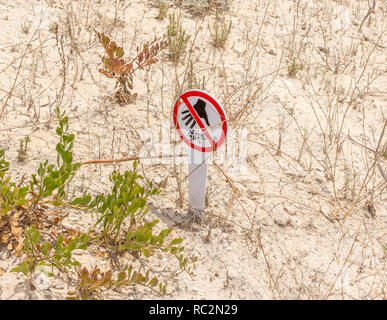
[71, 162, 193, 274]
[77, 163, 159, 242]
[287, 56, 303, 78]
[17, 136, 30, 163]
[208, 12, 232, 49]
[167, 14, 190, 64]
[0, 150, 28, 216]
[156, 1, 168, 20]
[382, 142, 387, 159]
[0, 107, 80, 253]
[29, 107, 80, 204]
[21, 21, 31, 34]
[95, 31, 167, 104]
[11, 225, 89, 277]
[49, 22, 59, 34]
[180, 0, 231, 16]
[3, 107, 195, 298]
[185, 60, 207, 91]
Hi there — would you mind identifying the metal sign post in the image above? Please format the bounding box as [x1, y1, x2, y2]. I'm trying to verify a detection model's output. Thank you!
[188, 149, 208, 218]
[172, 90, 228, 217]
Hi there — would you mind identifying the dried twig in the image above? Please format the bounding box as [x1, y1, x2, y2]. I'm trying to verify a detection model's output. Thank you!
[80, 153, 186, 165]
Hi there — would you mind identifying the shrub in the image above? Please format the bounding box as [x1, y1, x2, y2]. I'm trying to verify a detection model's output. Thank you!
[167, 13, 190, 64]
[95, 31, 167, 104]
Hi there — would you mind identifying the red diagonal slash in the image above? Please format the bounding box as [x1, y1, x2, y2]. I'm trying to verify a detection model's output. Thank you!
[180, 96, 216, 147]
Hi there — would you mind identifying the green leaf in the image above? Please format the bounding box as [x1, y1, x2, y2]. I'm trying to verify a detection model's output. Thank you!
[12, 260, 29, 275]
[62, 151, 73, 164]
[72, 261, 81, 267]
[170, 238, 183, 246]
[15, 199, 28, 206]
[55, 234, 64, 251]
[141, 248, 151, 258]
[148, 277, 158, 287]
[31, 228, 41, 245]
[159, 229, 171, 239]
[10, 266, 21, 273]
[116, 46, 124, 59]
[43, 176, 54, 189]
[170, 247, 178, 254]
[42, 242, 51, 256]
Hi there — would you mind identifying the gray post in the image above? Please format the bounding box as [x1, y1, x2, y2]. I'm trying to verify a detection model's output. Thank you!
[188, 148, 209, 218]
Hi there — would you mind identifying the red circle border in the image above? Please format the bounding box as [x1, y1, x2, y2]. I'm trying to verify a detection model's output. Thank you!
[173, 90, 228, 152]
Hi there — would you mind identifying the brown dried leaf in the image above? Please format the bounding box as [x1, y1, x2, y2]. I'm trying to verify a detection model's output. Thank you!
[123, 63, 133, 74]
[17, 199, 30, 212]
[95, 250, 107, 259]
[106, 47, 114, 59]
[68, 230, 79, 239]
[11, 225, 22, 237]
[0, 233, 11, 243]
[47, 211, 60, 216]
[110, 41, 117, 53]
[0, 268, 4, 276]
[53, 217, 61, 224]
[14, 240, 24, 257]
[144, 58, 158, 67]
[0, 217, 6, 229]
[98, 69, 114, 79]
[63, 234, 70, 245]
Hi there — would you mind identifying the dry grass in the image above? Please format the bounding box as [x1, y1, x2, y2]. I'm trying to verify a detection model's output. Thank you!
[0, 0, 386, 299]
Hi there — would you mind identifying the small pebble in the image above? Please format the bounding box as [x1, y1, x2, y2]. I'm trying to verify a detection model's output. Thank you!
[69, 215, 78, 221]
[54, 283, 65, 290]
[315, 177, 323, 184]
[269, 48, 277, 55]
[318, 46, 329, 54]
[234, 46, 244, 54]
[32, 272, 50, 291]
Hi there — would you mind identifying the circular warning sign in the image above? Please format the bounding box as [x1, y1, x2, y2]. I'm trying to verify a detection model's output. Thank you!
[172, 90, 228, 152]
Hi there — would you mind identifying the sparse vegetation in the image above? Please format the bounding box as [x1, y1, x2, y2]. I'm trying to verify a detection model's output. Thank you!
[178, 0, 232, 16]
[156, 0, 169, 20]
[209, 11, 232, 49]
[96, 31, 168, 104]
[184, 60, 207, 91]
[287, 56, 303, 77]
[2, 108, 194, 299]
[167, 13, 190, 63]
[20, 21, 31, 34]
[0, 0, 385, 301]
[17, 136, 30, 163]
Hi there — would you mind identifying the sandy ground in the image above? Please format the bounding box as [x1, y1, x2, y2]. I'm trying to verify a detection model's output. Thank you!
[0, 0, 386, 299]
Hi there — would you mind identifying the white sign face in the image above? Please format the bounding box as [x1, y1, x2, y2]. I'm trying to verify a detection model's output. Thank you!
[173, 90, 228, 153]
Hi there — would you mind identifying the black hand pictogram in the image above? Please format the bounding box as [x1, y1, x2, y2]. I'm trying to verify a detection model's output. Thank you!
[182, 99, 210, 129]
